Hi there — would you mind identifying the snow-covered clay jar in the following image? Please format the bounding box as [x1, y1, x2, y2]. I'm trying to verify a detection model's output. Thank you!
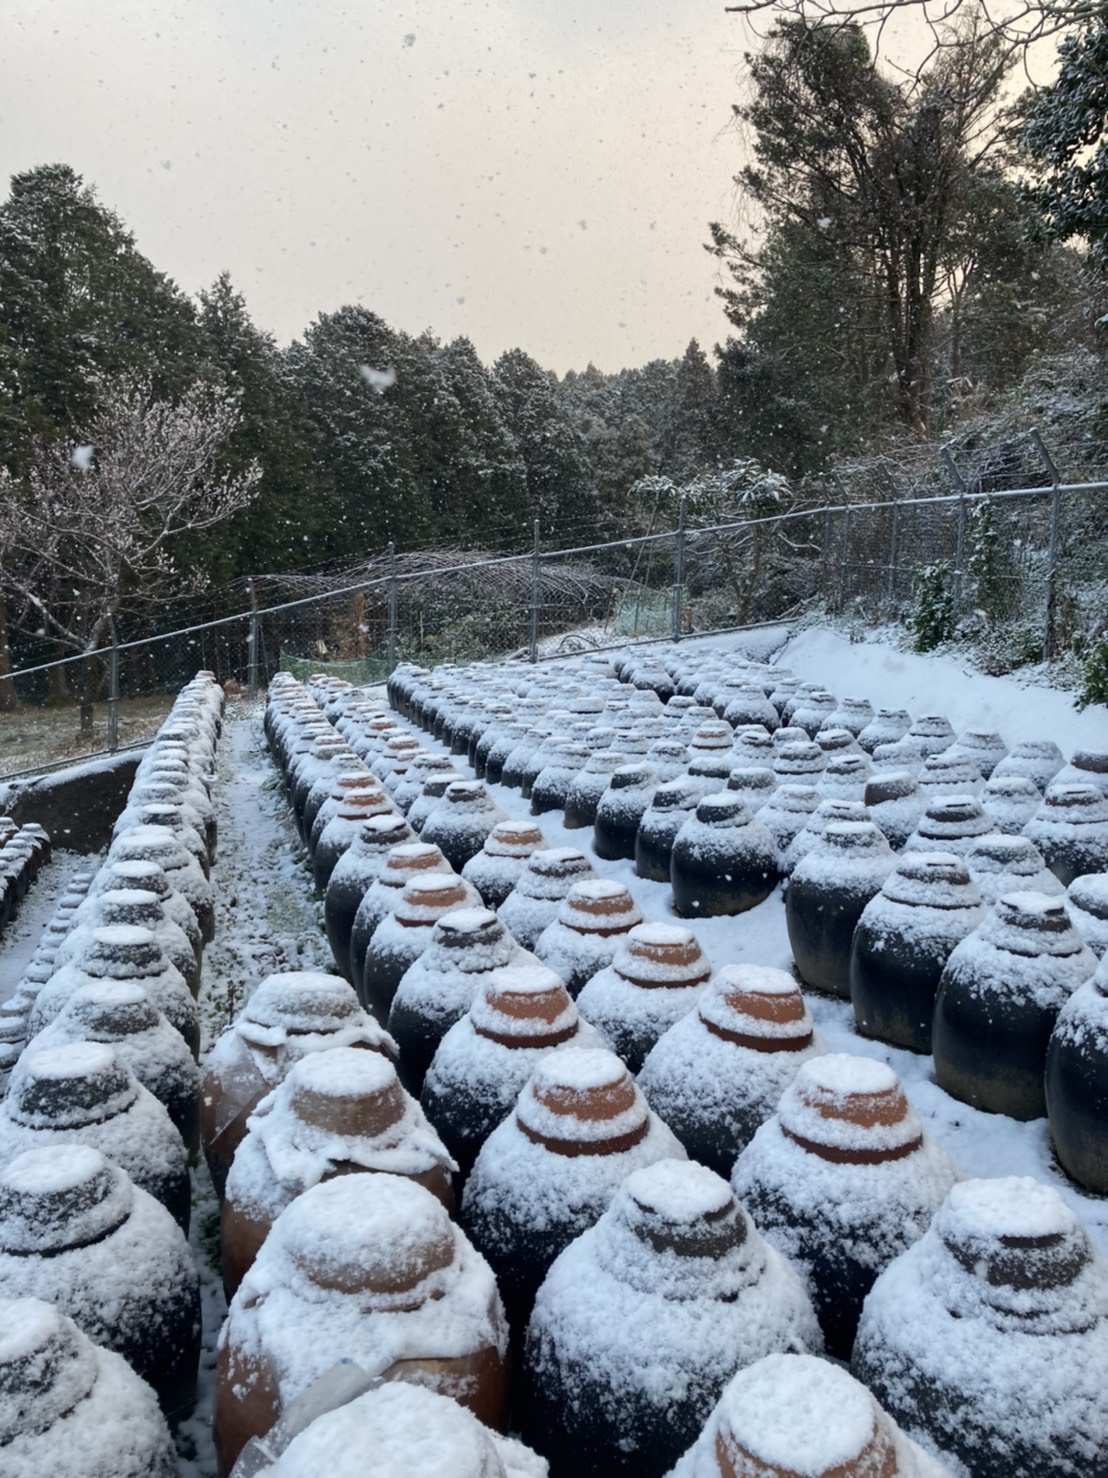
[863, 770, 926, 851]
[420, 780, 510, 873]
[906, 714, 956, 758]
[979, 773, 1044, 836]
[220, 1047, 455, 1298]
[200, 971, 395, 1200]
[853, 1177, 1108, 1478]
[240, 1381, 547, 1478]
[668, 1351, 952, 1478]
[109, 823, 216, 942]
[0, 1297, 178, 1478]
[561, 750, 626, 831]
[1067, 872, 1108, 957]
[670, 793, 780, 920]
[522, 1160, 822, 1478]
[57, 885, 200, 998]
[362, 872, 482, 1022]
[348, 834, 448, 993]
[461, 1046, 685, 1331]
[918, 750, 985, 798]
[0, 1146, 200, 1423]
[638, 965, 827, 1177]
[755, 782, 820, 861]
[311, 787, 397, 895]
[576, 922, 712, 1074]
[732, 1054, 959, 1359]
[857, 707, 911, 755]
[406, 770, 465, 835]
[422, 965, 601, 1182]
[213, 1174, 509, 1477]
[1045, 953, 1108, 1194]
[462, 820, 548, 910]
[932, 891, 1097, 1121]
[388, 908, 527, 1093]
[1023, 782, 1108, 886]
[533, 879, 643, 998]
[0, 1042, 192, 1231]
[786, 821, 895, 999]
[781, 798, 869, 877]
[498, 847, 597, 953]
[31, 981, 201, 1153]
[322, 813, 415, 983]
[590, 763, 659, 862]
[965, 832, 1065, 906]
[902, 795, 996, 859]
[634, 777, 701, 883]
[849, 853, 987, 1054]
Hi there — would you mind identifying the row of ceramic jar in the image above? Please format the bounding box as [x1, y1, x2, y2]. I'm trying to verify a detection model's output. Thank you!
[195, 956, 1108, 1478]
[0, 671, 227, 1469]
[0, 817, 51, 933]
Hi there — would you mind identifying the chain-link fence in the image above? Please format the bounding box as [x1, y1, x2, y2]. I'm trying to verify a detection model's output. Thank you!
[1, 443, 1104, 779]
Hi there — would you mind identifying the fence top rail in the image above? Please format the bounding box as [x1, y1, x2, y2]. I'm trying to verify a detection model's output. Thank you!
[0, 476, 1103, 684]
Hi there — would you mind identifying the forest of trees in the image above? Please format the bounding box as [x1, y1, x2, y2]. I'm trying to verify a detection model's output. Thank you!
[0, 7, 1105, 691]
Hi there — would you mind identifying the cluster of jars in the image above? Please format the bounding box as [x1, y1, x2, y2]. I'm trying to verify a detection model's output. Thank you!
[0, 816, 52, 935]
[0, 672, 226, 1468]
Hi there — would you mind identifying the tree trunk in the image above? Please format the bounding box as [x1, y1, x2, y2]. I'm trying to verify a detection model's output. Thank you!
[0, 596, 17, 713]
[45, 645, 72, 705]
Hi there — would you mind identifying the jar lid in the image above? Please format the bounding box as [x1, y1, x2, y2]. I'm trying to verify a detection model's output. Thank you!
[9, 1043, 139, 1129]
[394, 873, 471, 925]
[380, 842, 446, 882]
[765, 784, 820, 815]
[242, 972, 363, 1034]
[472, 964, 579, 1047]
[777, 1055, 922, 1164]
[0, 1298, 98, 1441]
[727, 767, 777, 794]
[1041, 782, 1108, 819]
[288, 1048, 407, 1141]
[698, 964, 813, 1052]
[916, 796, 991, 836]
[864, 770, 919, 806]
[614, 923, 712, 990]
[522, 847, 594, 886]
[0, 1145, 131, 1255]
[358, 815, 414, 849]
[690, 725, 735, 752]
[1069, 873, 1108, 922]
[558, 879, 642, 937]
[617, 1159, 748, 1260]
[1073, 749, 1108, 776]
[282, 1175, 456, 1307]
[326, 773, 377, 800]
[990, 890, 1085, 954]
[695, 792, 755, 828]
[61, 981, 160, 1039]
[84, 924, 165, 978]
[333, 789, 392, 822]
[482, 821, 546, 859]
[609, 763, 657, 790]
[882, 852, 977, 908]
[908, 714, 955, 738]
[649, 778, 701, 812]
[428, 907, 505, 954]
[516, 1047, 650, 1156]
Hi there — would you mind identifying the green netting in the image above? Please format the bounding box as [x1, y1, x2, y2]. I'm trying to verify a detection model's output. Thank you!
[279, 652, 392, 684]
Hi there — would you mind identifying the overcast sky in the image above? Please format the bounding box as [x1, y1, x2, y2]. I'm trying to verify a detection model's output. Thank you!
[1, 0, 762, 375]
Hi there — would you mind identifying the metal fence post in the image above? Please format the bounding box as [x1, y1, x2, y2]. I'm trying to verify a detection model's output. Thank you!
[672, 496, 687, 641]
[832, 474, 850, 611]
[529, 520, 541, 664]
[941, 447, 968, 612]
[1031, 428, 1063, 662]
[247, 577, 259, 698]
[385, 541, 398, 676]
[107, 618, 120, 754]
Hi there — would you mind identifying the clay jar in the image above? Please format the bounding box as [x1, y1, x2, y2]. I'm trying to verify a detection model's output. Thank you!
[405, 769, 464, 834]
[1067, 872, 1108, 956]
[108, 824, 215, 942]
[322, 813, 415, 982]
[853, 1177, 1108, 1478]
[903, 795, 996, 859]
[906, 714, 955, 757]
[532, 740, 591, 816]
[634, 777, 701, 883]
[388, 907, 525, 1093]
[862, 770, 924, 850]
[422, 964, 600, 1182]
[0, 1145, 200, 1423]
[918, 751, 985, 797]
[781, 799, 869, 876]
[498, 846, 597, 952]
[58, 886, 200, 998]
[92, 857, 202, 971]
[32, 981, 201, 1154]
[732, 1054, 959, 1359]
[857, 708, 911, 755]
[200, 971, 394, 1199]
[362, 872, 481, 1023]
[991, 737, 1064, 792]
[979, 773, 1047, 836]
[850, 853, 987, 1054]
[638, 964, 827, 1177]
[1045, 953, 1108, 1193]
[461, 1046, 685, 1332]
[220, 1047, 455, 1298]
[563, 750, 628, 830]
[932, 890, 1097, 1120]
[0, 1297, 178, 1478]
[670, 793, 780, 920]
[786, 821, 894, 999]
[420, 780, 509, 872]
[0, 1042, 192, 1231]
[668, 1352, 950, 1478]
[533, 879, 644, 997]
[461, 820, 548, 910]
[946, 728, 1007, 779]
[311, 786, 396, 894]
[593, 763, 660, 862]
[965, 832, 1064, 905]
[1023, 782, 1108, 885]
[213, 1175, 509, 1477]
[305, 768, 380, 853]
[576, 922, 712, 1073]
[348, 837, 448, 989]
[756, 782, 820, 860]
[522, 1160, 822, 1478]
[726, 765, 778, 809]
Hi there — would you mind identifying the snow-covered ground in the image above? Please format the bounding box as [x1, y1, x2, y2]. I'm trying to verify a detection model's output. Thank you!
[1, 625, 1106, 1475]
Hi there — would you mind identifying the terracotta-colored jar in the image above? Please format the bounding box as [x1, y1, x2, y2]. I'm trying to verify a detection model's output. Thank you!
[349, 837, 449, 989]
[932, 890, 1097, 1120]
[853, 1177, 1108, 1478]
[0, 1297, 178, 1476]
[850, 853, 987, 1054]
[0, 1145, 200, 1423]
[786, 821, 894, 999]
[576, 922, 712, 1072]
[362, 872, 482, 1023]
[638, 964, 827, 1176]
[220, 1047, 455, 1297]
[311, 787, 396, 894]
[533, 879, 644, 998]
[669, 1352, 951, 1478]
[213, 1174, 509, 1476]
[522, 1160, 822, 1478]
[733, 1054, 959, 1358]
[461, 820, 549, 909]
[200, 971, 395, 1199]
[461, 1046, 685, 1332]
